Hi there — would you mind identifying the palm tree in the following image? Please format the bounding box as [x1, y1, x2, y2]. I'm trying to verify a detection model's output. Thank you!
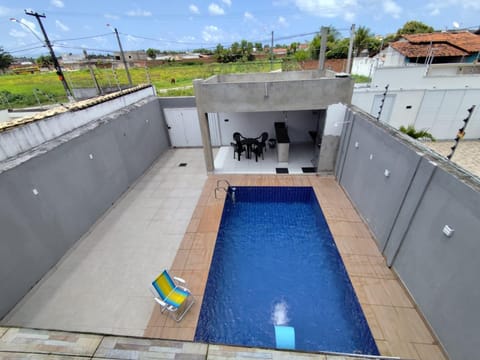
[399, 125, 436, 141]
[354, 26, 373, 56]
[0, 47, 13, 74]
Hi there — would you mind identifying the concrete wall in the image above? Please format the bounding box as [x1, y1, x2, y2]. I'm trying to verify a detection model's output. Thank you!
[353, 88, 480, 139]
[195, 76, 354, 113]
[336, 105, 480, 360]
[0, 87, 156, 162]
[371, 65, 480, 90]
[351, 57, 384, 78]
[0, 96, 169, 319]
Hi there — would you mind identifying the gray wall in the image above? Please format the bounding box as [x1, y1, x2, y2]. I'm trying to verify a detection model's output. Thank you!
[336, 106, 480, 360]
[0, 96, 169, 319]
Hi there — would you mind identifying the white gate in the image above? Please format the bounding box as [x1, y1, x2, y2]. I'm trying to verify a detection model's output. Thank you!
[163, 108, 202, 147]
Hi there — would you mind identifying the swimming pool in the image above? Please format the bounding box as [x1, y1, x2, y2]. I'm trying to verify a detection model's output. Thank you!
[195, 186, 378, 355]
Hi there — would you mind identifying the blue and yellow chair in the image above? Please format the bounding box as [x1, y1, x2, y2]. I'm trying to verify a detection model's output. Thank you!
[150, 270, 195, 322]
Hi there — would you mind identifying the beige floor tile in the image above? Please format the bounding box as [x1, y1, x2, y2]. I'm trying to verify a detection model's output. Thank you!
[414, 343, 448, 360]
[372, 306, 434, 344]
[361, 278, 414, 307]
[0, 328, 102, 357]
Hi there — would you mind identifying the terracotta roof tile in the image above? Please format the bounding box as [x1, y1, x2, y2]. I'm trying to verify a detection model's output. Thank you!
[391, 41, 469, 58]
[403, 32, 480, 53]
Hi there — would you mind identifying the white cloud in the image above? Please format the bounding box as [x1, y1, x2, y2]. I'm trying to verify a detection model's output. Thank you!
[383, 0, 402, 18]
[208, 3, 225, 15]
[55, 20, 70, 32]
[344, 11, 355, 22]
[0, 6, 13, 16]
[9, 29, 27, 38]
[244, 11, 255, 20]
[14, 18, 42, 39]
[189, 4, 200, 14]
[463, 0, 480, 10]
[278, 16, 288, 27]
[126, 9, 152, 17]
[294, 0, 358, 18]
[126, 35, 143, 43]
[202, 25, 224, 42]
[51, 0, 64, 8]
[221, 0, 232, 6]
[426, 0, 480, 13]
[93, 36, 107, 45]
[104, 13, 120, 20]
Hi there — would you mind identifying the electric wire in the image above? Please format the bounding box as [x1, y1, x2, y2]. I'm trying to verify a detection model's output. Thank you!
[51, 32, 114, 43]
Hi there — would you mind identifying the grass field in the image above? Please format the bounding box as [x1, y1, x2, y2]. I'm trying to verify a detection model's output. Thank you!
[0, 61, 282, 109]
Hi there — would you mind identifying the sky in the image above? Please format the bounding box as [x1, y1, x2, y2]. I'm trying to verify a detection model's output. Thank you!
[1, 0, 479, 58]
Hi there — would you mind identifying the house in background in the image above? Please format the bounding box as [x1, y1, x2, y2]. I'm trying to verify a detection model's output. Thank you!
[352, 31, 480, 139]
[384, 31, 480, 67]
[352, 31, 480, 77]
[352, 62, 480, 139]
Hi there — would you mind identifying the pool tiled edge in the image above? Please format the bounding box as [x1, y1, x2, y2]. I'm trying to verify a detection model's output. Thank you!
[144, 175, 447, 360]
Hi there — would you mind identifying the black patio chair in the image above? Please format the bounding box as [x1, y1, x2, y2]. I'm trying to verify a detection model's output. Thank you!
[254, 132, 269, 160]
[232, 132, 246, 161]
[251, 140, 263, 162]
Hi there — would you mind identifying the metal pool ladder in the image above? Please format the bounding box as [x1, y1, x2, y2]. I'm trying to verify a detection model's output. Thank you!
[214, 179, 236, 203]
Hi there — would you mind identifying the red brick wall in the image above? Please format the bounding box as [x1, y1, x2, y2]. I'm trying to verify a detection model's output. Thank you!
[299, 59, 348, 72]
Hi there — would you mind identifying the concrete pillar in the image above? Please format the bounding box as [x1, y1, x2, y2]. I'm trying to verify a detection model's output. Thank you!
[193, 80, 214, 172]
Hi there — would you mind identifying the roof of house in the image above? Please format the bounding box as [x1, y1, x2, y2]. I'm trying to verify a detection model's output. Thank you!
[391, 41, 470, 58]
[391, 32, 480, 58]
[404, 32, 480, 53]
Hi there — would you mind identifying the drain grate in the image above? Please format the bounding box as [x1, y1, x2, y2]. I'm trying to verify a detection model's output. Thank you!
[301, 167, 316, 173]
[178, 163, 187, 167]
[276, 168, 289, 174]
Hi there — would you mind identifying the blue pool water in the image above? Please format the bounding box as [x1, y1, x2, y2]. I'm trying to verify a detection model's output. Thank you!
[194, 187, 379, 355]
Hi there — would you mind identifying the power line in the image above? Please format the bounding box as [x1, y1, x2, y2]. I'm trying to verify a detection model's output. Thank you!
[5, 41, 44, 52]
[52, 32, 114, 43]
[8, 45, 46, 54]
[53, 44, 117, 53]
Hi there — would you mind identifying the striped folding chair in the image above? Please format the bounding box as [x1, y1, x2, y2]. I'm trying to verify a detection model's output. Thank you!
[150, 270, 195, 322]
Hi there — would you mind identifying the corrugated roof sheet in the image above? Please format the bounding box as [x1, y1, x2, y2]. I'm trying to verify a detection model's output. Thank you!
[403, 32, 480, 53]
[391, 41, 470, 58]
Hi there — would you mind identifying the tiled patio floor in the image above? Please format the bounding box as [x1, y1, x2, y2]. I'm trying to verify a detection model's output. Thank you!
[144, 174, 447, 360]
[0, 326, 388, 360]
[2, 149, 208, 336]
[424, 140, 480, 178]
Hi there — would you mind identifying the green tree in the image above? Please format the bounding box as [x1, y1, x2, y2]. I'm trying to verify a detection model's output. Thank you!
[36, 55, 53, 68]
[254, 42, 263, 51]
[309, 26, 340, 59]
[326, 38, 349, 59]
[294, 49, 309, 61]
[0, 47, 13, 74]
[354, 26, 374, 56]
[397, 21, 434, 37]
[239, 40, 254, 61]
[146, 48, 158, 59]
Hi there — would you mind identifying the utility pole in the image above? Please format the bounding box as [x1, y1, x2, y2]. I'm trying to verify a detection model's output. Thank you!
[270, 31, 274, 71]
[25, 10, 73, 100]
[318, 26, 328, 71]
[346, 24, 355, 74]
[112, 27, 132, 87]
